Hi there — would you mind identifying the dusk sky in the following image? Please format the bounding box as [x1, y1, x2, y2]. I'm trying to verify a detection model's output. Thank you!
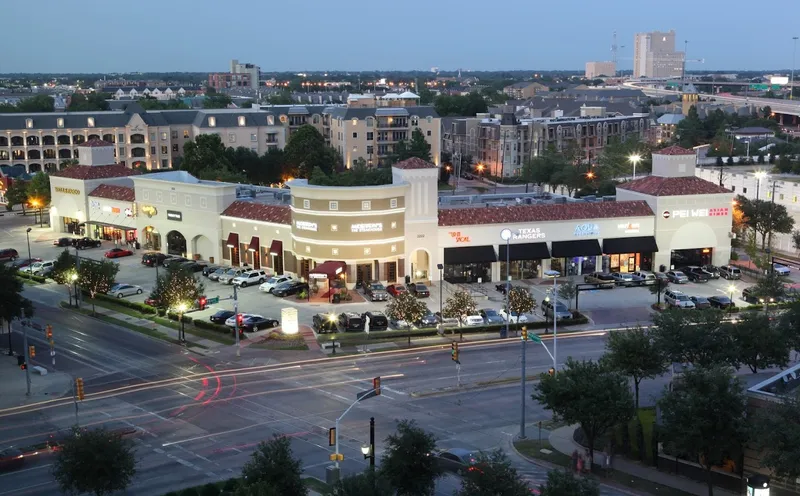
[2, 0, 799, 73]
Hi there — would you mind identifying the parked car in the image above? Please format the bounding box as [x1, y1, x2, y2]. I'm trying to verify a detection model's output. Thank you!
[742, 287, 760, 303]
[499, 308, 530, 323]
[708, 296, 735, 309]
[271, 281, 308, 297]
[163, 257, 188, 268]
[259, 275, 294, 293]
[665, 271, 689, 284]
[386, 284, 407, 297]
[389, 317, 411, 330]
[202, 264, 221, 277]
[435, 313, 460, 328]
[181, 260, 207, 273]
[338, 312, 364, 332]
[701, 265, 721, 279]
[773, 263, 791, 276]
[719, 265, 742, 280]
[364, 281, 389, 302]
[74, 238, 101, 249]
[541, 300, 572, 320]
[684, 267, 712, 283]
[611, 272, 641, 287]
[664, 289, 695, 309]
[0, 248, 19, 262]
[12, 258, 41, 269]
[407, 283, 430, 298]
[26, 260, 55, 276]
[583, 272, 615, 289]
[208, 268, 227, 281]
[225, 313, 262, 328]
[141, 252, 168, 267]
[362, 311, 389, 331]
[632, 271, 657, 286]
[218, 268, 246, 284]
[108, 284, 143, 298]
[210, 310, 235, 325]
[232, 269, 268, 288]
[433, 448, 479, 475]
[312, 313, 339, 334]
[479, 308, 504, 325]
[144, 296, 160, 307]
[105, 248, 133, 259]
[239, 315, 280, 333]
[415, 310, 438, 328]
[53, 237, 76, 247]
[495, 282, 514, 294]
[689, 296, 711, 309]
[462, 314, 485, 326]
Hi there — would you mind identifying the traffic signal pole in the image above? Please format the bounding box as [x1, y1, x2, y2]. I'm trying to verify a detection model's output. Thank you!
[22, 321, 31, 396]
[520, 329, 526, 439]
[233, 285, 240, 357]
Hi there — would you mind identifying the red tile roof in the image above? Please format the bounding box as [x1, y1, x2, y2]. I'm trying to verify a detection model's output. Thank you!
[393, 157, 437, 170]
[655, 145, 695, 156]
[617, 176, 731, 196]
[221, 200, 291, 225]
[438, 200, 654, 227]
[79, 139, 114, 148]
[88, 184, 135, 202]
[51, 164, 140, 181]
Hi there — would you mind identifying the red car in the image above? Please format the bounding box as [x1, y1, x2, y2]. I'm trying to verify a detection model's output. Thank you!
[104, 248, 133, 259]
[386, 284, 407, 297]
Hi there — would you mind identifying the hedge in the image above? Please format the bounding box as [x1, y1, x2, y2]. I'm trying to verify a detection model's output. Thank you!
[193, 319, 231, 334]
[16, 272, 47, 283]
[84, 291, 158, 314]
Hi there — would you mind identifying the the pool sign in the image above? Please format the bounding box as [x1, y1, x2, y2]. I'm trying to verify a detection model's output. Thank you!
[573, 223, 600, 237]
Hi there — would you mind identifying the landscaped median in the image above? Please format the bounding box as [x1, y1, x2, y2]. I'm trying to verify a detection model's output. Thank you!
[16, 272, 47, 284]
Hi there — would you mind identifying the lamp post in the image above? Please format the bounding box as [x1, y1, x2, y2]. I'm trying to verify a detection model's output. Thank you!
[544, 269, 559, 371]
[754, 170, 767, 200]
[361, 417, 376, 469]
[628, 154, 641, 180]
[436, 263, 444, 323]
[177, 302, 188, 343]
[25, 228, 32, 270]
[791, 36, 798, 101]
[500, 229, 512, 339]
[728, 284, 736, 314]
[70, 273, 78, 307]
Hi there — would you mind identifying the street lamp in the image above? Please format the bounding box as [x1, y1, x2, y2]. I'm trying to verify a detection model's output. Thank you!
[25, 228, 32, 272]
[628, 154, 641, 180]
[436, 263, 444, 333]
[544, 269, 559, 372]
[791, 36, 798, 101]
[71, 272, 79, 307]
[754, 170, 768, 200]
[362, 417, 375, 469]
[500, 229, 512, 340]
[176, 302, 188, 343]
[728, 284, 736, 314]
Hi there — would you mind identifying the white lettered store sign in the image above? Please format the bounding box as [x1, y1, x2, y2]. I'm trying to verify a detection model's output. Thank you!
[513, 227, 545, 240]
[662, 207, 729, 219]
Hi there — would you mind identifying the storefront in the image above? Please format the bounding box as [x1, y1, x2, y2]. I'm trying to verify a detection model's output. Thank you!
[670, 247, 712, 269]
[498, 242, 549, 280]
[550, 239, 602, 276]
[601, 236, 658, 273]
[308, 260, 346, 301]
[443, 245, 497, 283]
[87, 187, 138, 245]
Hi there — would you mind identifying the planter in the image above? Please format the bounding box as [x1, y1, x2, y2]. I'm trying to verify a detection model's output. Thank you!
[194, 254, 201, 261]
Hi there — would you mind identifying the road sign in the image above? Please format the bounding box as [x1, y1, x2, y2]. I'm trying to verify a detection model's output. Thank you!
[357, 389, 378, 401]
[528, 334, 542, 343]
[749, 84, 781, 91]
[207, 296, 220, 304]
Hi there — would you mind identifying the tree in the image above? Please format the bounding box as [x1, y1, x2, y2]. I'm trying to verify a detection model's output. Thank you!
[753, 270, 787, 302]
[5, 180, 29, 213]
[150, 266, 204, 310]
[442, 290, 477, 323]
[385, 292, 428, 327]
[203, 94, 233, 109]
[651, 309, 734, 367]
[68, 93, 110, 111]
[433, 92, 488, 116]
[727, 312, 790, 373]
[601, 326, 667, 409]
[407, 128, 432, 162]
[180, 134, 233, 177]
[196, 163, 248, 183]
[51, 249, 78, 302]
[283, 125, 340, 178]
[751, 391, 800, 480]
[658, 366, 748, 496]
[556, 280, 577, 308]
[649, 277, 670, 306]
[539, 470, 599, 496]
[267, 92, 294, 105]
[240, 435, 306, 496]
[507, 287, 536, 319]
[676, 105, 704, 148]
[26, 171, 51, 207]
[455, 449, 530, 496]
[532, 357, 633, 466]
[60, 159, 79, 169]
[738, 197, 795, 249]
[51, 427, 137, 496]
[16, 94, 55, 113]
[328, 469, 393, 496]
[379, 420, 439, 496]
[138, 98, 190, 110]
[78, 259, 119, 314]
[0, 263, 34, 354]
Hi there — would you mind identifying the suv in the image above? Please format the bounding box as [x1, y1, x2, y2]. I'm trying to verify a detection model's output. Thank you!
[28, 260, 55, 276]
[0, 248, 18, 262]
[632, 271, 657, 285]
[583, 272, 615, 289]
[719, 265, 742, 280]
[364, 281, 389, 301]
[141, 252, 167, 267]
[338, 312, 364, 332]
[232, 270, 268, 288]
[362, 311, 389, 331]
[312, 313, 338, 334]
[664, 289, 695, 308]
[541, 299, 572, 320]
[75, 237, 101, 249]
[684, 266, 711, 282]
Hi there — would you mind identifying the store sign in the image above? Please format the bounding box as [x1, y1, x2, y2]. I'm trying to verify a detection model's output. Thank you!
[140, 205, 157, 218]
[449, 231, 471, 243]
[513, 227, 545, 240]
[351, 223, 382, 233]
[295, 220, 318, 232]
[124, 208, 133, 218]
[55, 187, 80, 195]
[166, 210, 182, 221]
[618, 222, 640, 233]
[665, 207, 729, 219]
[574, 223, 600, 237]
[90, 200, 100, 209]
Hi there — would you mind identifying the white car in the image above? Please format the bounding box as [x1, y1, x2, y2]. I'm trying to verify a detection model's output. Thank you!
[218, 268, 245, 285]
[499, 309, 530, 323]
[27, 260, 56, 276]
[462, 314, 485, 326]
[259, 275, 294, 293]
[108, 284, 143, 298]
[232, 269, 268, 288]
[664, 289, 695, 309]
[224, 313, 263, 328]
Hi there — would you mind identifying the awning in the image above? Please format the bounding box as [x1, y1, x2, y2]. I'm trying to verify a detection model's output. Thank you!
[551, 240, 602, 258]
[309, 260, 346, 279]
[247, 236, 259, 252]
[225, 232, 239, 248]
[268, 240, 282, 256]
[602, 236, 659, 255]
[84, 221, 136, 231]
[444, 245, 497, 265]
[499, 242, 550, 261]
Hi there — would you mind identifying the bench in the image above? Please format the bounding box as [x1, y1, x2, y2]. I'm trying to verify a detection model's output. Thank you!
[32, 366, 48, 375]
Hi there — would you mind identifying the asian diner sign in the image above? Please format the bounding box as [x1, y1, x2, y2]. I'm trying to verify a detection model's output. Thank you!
[662, 207, 729, 219]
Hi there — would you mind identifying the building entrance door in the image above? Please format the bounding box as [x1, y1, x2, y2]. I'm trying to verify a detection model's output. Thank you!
[356, 263, 372, 286]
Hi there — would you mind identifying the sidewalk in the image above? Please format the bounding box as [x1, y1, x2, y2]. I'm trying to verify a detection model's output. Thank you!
[548, 425, 737, 496]
[0, 354, 73, 410]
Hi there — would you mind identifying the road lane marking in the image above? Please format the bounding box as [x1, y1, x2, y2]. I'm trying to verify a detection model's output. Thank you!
[0, 481, 54, 495]
[0, 463, 52, 478]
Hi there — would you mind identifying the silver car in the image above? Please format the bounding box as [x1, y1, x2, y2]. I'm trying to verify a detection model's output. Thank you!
[208, 268, 227, 281]
[541, 300, 572, 320]
[108, 284, 143, 298]
[218, 268, 245, 284]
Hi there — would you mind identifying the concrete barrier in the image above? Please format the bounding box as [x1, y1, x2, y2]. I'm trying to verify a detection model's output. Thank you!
[32, 366, 47, 375]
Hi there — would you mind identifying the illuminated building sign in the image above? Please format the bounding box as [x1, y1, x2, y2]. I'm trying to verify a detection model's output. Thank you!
[55, 187, 80, 195]
[351, 223, 383, 233]
[574, 223, 600, 237]
[448, 231, 470, 243]
[295, 220, 318, 232]
[513, 228, 545, 240]
[665, 208, 729, 219]
[618, 222, 640, 233]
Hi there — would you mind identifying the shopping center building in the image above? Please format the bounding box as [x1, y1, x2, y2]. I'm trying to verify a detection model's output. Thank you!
[49, 141, 734, 285]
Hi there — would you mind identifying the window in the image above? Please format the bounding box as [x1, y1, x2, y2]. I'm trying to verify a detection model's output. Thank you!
[143, 191, 150, 200]
[150, 132, 156, 142]
[780, 193, 785, 200]
[185, 195, 192, 207]
[331, 224, 338, 232]
[267, 115, 275, 125]
[150, 146, 156, 154]
[118, 132, 124, 143]
[390, 198, 398, 208]
[411, 116, 419, 126]
[367, 132, 373, 141]
[57, 118, 64, 128]
[391, 244, 397, 253]
[250, 133, 257, 142]
[161, 159, 168, 168]
[172, 144, 179, 152]
[794, 196, 798, 203]
[768, 191, 772, 199]
[228, 133, 236, 143]
[391, 221, 397, 229]
[426, 116, 432, 123]
[170, 193, 177, 204]
[353, 132, 358, 139]
[303, 199, 310, 209]
[208, 117, 216, 127]
[362, 201, 371, 211]
[332, 248, 339, 256]
[183, 130, 190, 139]
[731, 186, 736, 192]
[200, 197, 208, 208]
[25, 118, 33, 129]
[238, 116, 246, 127]
[171, 130, 178, 139]
[366, 117, 374, 127]
[427, 130, 431, 136]
[364, 247, 371, 255]
[351, 118, 358, 126]
[161, 132, 167, 140]
[87, 117, 95, 127]
[305, 246, 311, 253]
[367, 145, 374, 155]
[156, 192, 163, 202]
[743, 187, 748, 194]
[329, 201, 338, 211]
[119, 146, 126, 156]
[161, 145, 168, 154]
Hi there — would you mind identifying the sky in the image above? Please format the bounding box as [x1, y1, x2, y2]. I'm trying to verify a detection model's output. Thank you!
[2, 0, 799, 73]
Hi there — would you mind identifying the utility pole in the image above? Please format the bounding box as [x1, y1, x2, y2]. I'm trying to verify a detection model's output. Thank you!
[234, 284, 240, 357]
[74, 247, 81, 308]
[22, 320, 31, 396]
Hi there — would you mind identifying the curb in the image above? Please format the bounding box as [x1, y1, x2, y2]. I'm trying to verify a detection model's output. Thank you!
[410, 375, 541, 398]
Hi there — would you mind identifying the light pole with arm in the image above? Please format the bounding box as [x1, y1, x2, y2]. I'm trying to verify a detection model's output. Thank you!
[501, 229, 512, 339]
[791, 36, 798, 101]
[755, 170, 767, 201]
[544, 269, 559, 371]
[436, 263, 443, 319]
[629, 154, 641, 180]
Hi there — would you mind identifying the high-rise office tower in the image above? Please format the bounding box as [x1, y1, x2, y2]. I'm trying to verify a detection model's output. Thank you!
[633, 30, 685, 79]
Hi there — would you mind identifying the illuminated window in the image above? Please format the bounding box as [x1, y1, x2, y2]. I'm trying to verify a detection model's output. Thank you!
[391, 221, 397, 229]
[391, 245, 397, 253]
[332, 248, 339, 256]
[87, 117, 95, 127]
[364, 247, 371, 255]
[390, 198, 398, 208]
[305, 246, 311, 253]
[303, 199, 310, 209]
[208, 116, 216, 127]
[331, 224, 338, 232]
[362, 201, 371, 211]
[57, 118, 64, 128]
[238, 116, 246, 127]
[329, 201, 338, 211]
[26, 118, 33, 129]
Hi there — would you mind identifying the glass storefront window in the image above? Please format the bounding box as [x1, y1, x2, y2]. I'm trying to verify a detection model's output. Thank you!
[500, 260, 541, 280]
[602, 253, 653, 273]
[444, 262, 491, 284]
[552, 257, 596, 276]
[670, 248, 712, 269]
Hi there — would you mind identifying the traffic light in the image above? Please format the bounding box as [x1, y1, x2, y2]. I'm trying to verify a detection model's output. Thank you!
[373, 376, 381, 396]
[328, 427, 336, 446]
[198, 297, 207, 310]
[17, 356, 26, 370]
[236, 314, 243, 326]
[451, 342, 460, 363]
[75, 378, 85, 401]
[45, 325, 53, 340]
[547, 368, 555, 377]
[521, 327, 528, 341]
[28, 345, 35, 358]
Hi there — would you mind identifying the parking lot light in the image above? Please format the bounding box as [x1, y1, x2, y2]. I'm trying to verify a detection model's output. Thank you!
[176, 303, 189, 343]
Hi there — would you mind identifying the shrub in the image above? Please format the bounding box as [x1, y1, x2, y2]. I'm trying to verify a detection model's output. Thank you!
[193, 319, 230, 334]
[199, 483, 221, 496]
[179, 488, 199, 496]
[16, 272, 47, 283]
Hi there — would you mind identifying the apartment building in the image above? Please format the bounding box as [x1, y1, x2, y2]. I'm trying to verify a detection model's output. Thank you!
[207, 60, 261, 91]
[585, 61, 617, 79]
[633, 30, 685, 79]
[503, 82, 549, 99]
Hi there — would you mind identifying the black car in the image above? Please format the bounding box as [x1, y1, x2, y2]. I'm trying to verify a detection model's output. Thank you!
[684, 267, 711, 282]
[701, 265, 721, 279]
[407, 283, 430, 298]
[202, 264, 221, 277]
[495, 282, 514, 294]
[210, 310, 235, 325]
[163, 257, 188, 268]
[179, 260, 206, 272]
[75, 237, 101, 249]
[708, 296, 735, 309]
[338, 312, 364, 332]
[0, 448, 25, 473]
[742, 287, 760, 303]
[690, 296, 711, 309]
[240, 316, 280, 332]
[272, 281, 309, 297]
[416, 310, 438, 328]
[312, 313, 339, 334]
[362, 311, 389, 331]
[53, 237, 76, 247]
[141, 252, 167, 267]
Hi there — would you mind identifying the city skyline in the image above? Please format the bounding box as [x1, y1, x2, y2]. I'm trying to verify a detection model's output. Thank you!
[0, 0, 798, 73]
